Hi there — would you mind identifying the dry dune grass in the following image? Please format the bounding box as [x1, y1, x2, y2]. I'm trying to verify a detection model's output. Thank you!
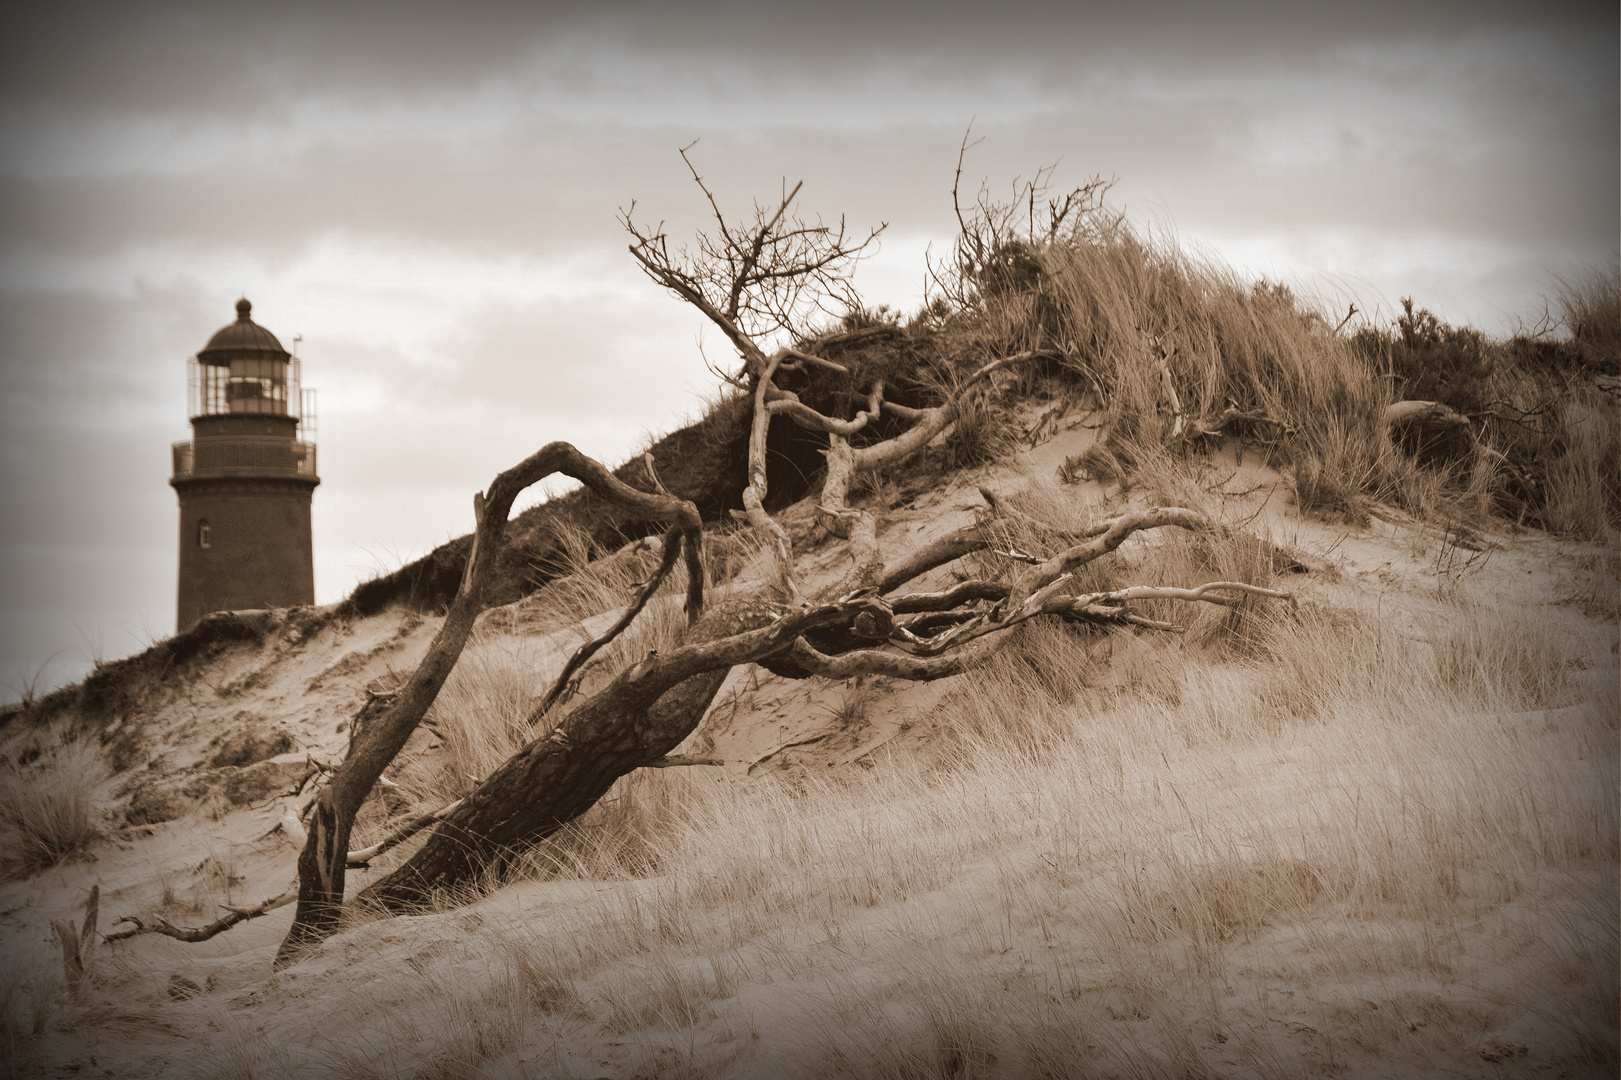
[1538, 388, 1621, 542]
[1555, 268, 1621, 365]
[412, 634, 556, 805]
[0, 732, 112, 878]
[130, 576, 1616, 1079]
[4, 176, 1616, 1080]
[516, 602, 1611, 1076]
[405, 525, 769, 809]
[968, 215, 1404, 521]
[957, 207, 1618, 539]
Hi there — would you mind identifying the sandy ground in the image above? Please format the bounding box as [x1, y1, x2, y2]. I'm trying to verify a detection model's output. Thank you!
[2, 411, 1616, 1079]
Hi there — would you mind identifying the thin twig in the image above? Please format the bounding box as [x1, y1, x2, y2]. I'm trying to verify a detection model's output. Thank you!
[527, 526, 687, 726]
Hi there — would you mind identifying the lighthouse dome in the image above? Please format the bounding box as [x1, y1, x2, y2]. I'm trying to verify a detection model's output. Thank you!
[197, 299, 289, 364]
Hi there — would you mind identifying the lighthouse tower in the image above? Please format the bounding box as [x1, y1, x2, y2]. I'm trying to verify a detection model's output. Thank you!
[170, 299, 319, 631]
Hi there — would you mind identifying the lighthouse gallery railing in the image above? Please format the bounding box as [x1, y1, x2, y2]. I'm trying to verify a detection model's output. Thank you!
[171, 438, 318, 480]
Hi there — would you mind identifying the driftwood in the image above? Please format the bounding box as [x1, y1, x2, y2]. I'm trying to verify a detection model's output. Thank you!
[108, 886, 296, 944]
[1148, 334, 1184, 441]
[1162, 398, 1466, 447]
[51, 885, 98, 998]
[275, 443, 705, 967]
[1186, 403, 1297, 440]
[110, 161, 1297, 966]
[1382, 399, 1530, 495]
[326, 347, 1278, 926]
[346, 293, 1264, 918]
[525, 524, 690, 726]
[355, 496, 1286, 917]
[1384, 400, 1471, 430]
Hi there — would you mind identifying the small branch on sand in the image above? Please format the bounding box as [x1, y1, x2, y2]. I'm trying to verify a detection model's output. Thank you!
[107, 886, 296, 944]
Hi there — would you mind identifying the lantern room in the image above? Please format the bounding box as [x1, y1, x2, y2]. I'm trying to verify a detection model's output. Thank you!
[187, 297, 315, 423]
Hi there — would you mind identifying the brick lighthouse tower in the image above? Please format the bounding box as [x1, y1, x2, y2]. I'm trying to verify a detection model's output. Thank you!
[170, 299, 319, 630]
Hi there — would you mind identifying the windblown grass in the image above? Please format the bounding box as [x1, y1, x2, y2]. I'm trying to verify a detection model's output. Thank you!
[117, 584, 1615, 1079]
[1556, 265, 1621, 364]
[923, 188, 1618, 537]
[0, 734, 110, 877]
[945, 210, 1405, 522]
[501, 598, 1609, 1076]
[1539, 388, 1621, 541]
[407, 522, 775, 809]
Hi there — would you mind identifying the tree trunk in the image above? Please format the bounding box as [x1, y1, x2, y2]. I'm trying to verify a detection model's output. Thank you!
[358, 603, 771, 912]
[275, 442, 703, 967]
[276, 594, 485, 962]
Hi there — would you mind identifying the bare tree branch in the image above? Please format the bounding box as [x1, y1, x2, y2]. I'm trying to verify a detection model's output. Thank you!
[621, 149, 884, 375]
[855, 351, 1059, 472]
[1384, 400, 1471, 429]
[743, 351, 808, 603]
[936, 125, 1117, 310]
[767, 378, 883, 436]
[346, 798, 465, 868]
[1009, 506, 1220, 608]
[1150, 334, 1184, 440]
[879, 524, 993, 594]
[276, 442, 704, 967]
[526, 525, 688, 726]
[642, 754, 730, 769]
[891, 577, 1292, 656]
[108, 886, 296, 944]
[787, 636, 994, 681]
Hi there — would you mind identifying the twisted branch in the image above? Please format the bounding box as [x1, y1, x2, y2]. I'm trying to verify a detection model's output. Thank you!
[277, 442, 704, 967]
[526, 525, 689, 726]
[108, 886, 296, 944]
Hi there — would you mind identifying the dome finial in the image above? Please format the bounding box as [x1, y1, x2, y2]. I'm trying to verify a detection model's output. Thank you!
[236, 298, 252, 320]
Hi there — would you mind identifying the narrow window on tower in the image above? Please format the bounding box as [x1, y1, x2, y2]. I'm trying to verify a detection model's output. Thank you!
[198, 519, 212, 549]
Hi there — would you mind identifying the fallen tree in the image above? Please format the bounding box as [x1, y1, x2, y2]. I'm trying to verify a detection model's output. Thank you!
[108, 154, 1294, 966]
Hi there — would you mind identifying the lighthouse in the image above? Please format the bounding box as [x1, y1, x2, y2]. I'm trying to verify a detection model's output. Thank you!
[170, 299, 319, 631]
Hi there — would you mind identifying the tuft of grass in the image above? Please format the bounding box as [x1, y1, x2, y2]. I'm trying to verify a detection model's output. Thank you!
[1433, 602, 1578, 709]
[922, 367, 1015, 473]
[416, 634, 551, 806]
[1555, 265, 1621, 365]
[0, 735, 109, 876]
[824, 676, 881, 729]
[1539, 390, 1621, 541]
[412, 973, 530, 1079]
[597, 952, 734, 1035]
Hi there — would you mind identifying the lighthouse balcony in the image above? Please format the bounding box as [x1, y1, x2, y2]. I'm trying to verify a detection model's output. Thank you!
[171, 437, 318, 480]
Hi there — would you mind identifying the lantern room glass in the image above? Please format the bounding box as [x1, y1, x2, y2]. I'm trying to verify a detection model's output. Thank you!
[188, 356, 306, 421]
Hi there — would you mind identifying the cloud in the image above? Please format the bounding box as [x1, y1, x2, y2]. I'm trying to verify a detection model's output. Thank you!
[4, 1, 1608, 118]
[0, 1, 1615, 701]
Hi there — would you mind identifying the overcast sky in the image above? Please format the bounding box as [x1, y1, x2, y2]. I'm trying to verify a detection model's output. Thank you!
[1, 1, 1615, 702]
